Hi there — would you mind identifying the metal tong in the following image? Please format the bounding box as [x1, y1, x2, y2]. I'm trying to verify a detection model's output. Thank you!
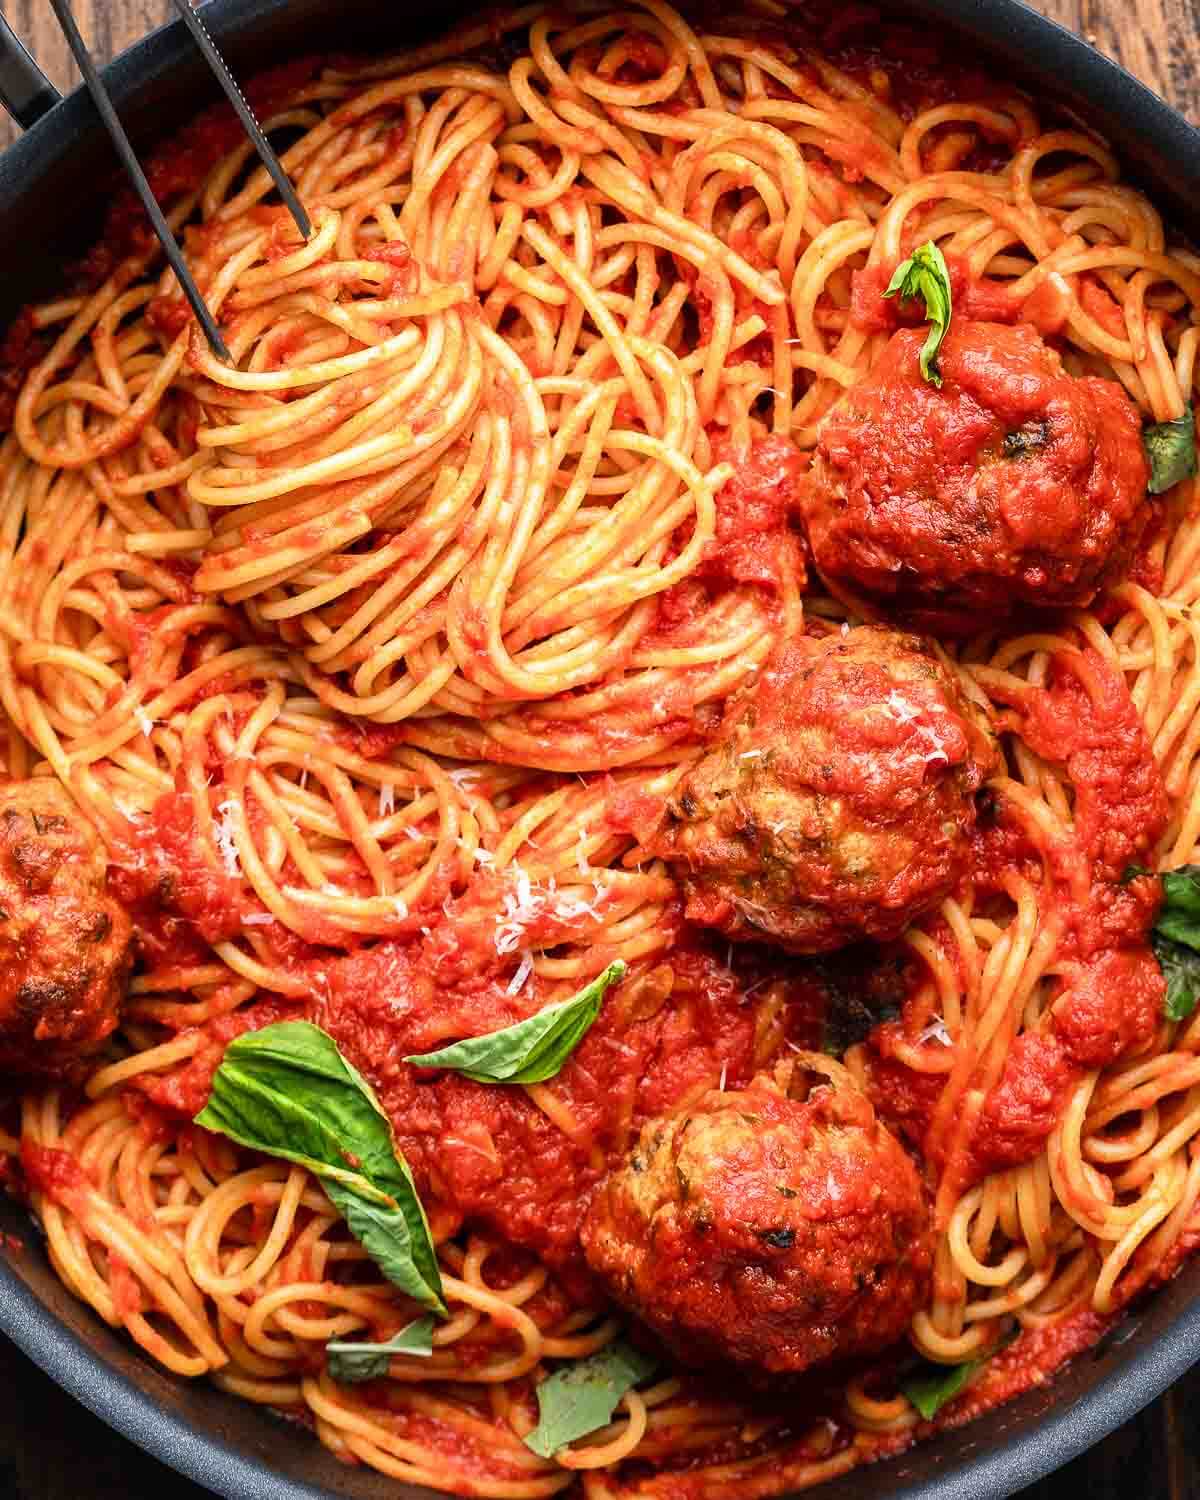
[44, 0, 311, 360]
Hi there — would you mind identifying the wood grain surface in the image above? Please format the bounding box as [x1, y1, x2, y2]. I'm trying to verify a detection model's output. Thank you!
[0, 2, 1198, 1499]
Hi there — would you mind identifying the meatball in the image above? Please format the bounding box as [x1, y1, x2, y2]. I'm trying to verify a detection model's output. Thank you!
[582, 1057, 931, 1376]
[0, 781, 132, 1080]
[800, 320, 1153, 629]
[655, 625, 997, 953]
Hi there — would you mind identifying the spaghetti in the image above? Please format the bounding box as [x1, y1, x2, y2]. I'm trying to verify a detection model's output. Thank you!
[1, 1, 1199, 1495]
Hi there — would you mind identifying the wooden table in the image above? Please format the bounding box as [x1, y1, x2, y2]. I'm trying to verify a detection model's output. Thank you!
[0, 1, 1198, 1497]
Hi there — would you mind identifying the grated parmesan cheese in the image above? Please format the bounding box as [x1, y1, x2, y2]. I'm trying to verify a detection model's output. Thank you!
[135, 709, 154, 738]
[493, 863, 604, 954]
[507, 950, 534, 996]
[554, 893, 601, 922]
[918, 1016, 953, 1047]
[391, 894, 409, 919]
[884, 691, 920, 724]
[242, 912, 275, 927]
[379, 783, 395, 817]
[213, 800, 240, 877]
[914, 722, 951, 766]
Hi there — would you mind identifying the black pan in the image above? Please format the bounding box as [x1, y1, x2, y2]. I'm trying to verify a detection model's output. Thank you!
[0, 2, 1198, 1496]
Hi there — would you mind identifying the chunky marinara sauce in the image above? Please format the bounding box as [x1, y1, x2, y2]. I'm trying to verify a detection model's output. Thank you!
[868, 647, 1167, 1193]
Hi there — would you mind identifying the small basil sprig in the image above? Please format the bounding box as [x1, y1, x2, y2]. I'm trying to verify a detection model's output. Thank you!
[196, 1021, 445, 1313]
[326, 1316, 434, 1384]
[901, 1357, 980, 1420]
[405, 960, 626, 1085]
[883, 240, 953, 387]
[524, 1340, 659, 1459]
[1144, 405, 1197, 494]
[1126, 864, 1200, 1020]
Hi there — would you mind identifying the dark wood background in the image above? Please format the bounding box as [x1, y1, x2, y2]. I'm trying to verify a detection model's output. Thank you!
[0, 0, 1197, 1496]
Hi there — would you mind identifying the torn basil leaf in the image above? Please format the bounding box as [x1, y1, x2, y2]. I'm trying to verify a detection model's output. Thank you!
[1155, 865, 1200, 948]
[195, 1020, 445, 1314]
[901, 1357, 980, 1420]
[1125, 864, 1200, 1022]
[1144, 405, 1197, 495]
[326, 1316, 435, 1383]
[883, 240, 953, 387]
[523, 1340, 659, 1459]
[405, 960, 626, 1085]
[1156, 934, 1200, 1022]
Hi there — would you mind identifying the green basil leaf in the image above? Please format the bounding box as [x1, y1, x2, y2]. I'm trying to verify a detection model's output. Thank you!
[900, 1357, 979, 1421]
[326, 1316, 435, 1383]
[821, 992, 900, 1057]
[1156, 865, 1200, 951]
[195, 1020, 445, 1314]
[1144, 405, 1197, 495]
[523, 1340, 659, 1459]
[1126, 864, 1200, 1020]
[404, 960, 626, 1085]
[1154, 932, 1200, 1022]
[883, 240, 953, 387]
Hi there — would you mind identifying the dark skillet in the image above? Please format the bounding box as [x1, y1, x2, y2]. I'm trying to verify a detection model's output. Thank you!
[0, 2, 1197, 1496]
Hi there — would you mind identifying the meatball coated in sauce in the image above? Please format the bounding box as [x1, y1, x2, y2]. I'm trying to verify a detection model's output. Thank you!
[801, 320, 1153, 629]
[656, 625, 997, 953]
[0, 781, 132, 1080]
[582, 1058, 931, 1377]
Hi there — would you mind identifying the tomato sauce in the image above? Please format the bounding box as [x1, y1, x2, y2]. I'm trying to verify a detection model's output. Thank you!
[20, 1143, 89, 1207]
[133, 883, 807, 1283]
[137, 996, 296, 1118]
[701, 434, 807, 592]
[109, 791, 254, 954]
[870, 645, 1167, 1190]
[0, 310, 46, 431]
[971, 1032, 1079, 1176]
[602, 777, 668, 836]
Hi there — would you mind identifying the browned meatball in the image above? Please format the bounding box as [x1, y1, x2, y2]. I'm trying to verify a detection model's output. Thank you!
[655, 625, 997, 953]
[582, 1057, 931, 1376]
[0, 781, 132, 1080]
[800, 321, 1154, 631]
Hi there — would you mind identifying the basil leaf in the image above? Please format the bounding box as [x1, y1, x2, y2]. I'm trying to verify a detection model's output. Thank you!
[326, 1316, 435, 1383]
[1124, 864, 1200, 1020]
[195, 1020, 445, 1313]
[883, 240, 953, 387]
[1154, 932, 1200, 1022]
[405, 960, 626, 1085]
[1144, 405, 1197, 495]
[1156, 865, 1200, 950]
[821, 992, 899, 1057]
[901, 1357, 979, 1421]
[523, 1340, 659, 1459]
